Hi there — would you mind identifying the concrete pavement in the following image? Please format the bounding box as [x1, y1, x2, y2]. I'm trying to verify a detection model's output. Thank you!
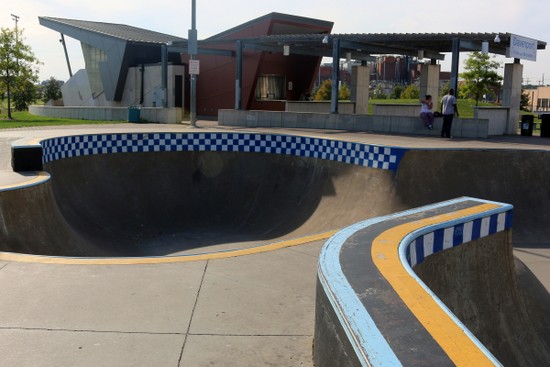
[0, 122, 549, 366]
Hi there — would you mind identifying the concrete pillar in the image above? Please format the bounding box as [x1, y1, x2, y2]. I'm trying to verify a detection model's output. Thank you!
[502, 62, 523, 135]
[419, 63, 440, 107]
[351, 65, 370, 115]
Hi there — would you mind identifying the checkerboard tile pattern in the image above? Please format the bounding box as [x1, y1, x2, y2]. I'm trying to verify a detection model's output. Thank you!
[41, 132, 405, 171]
[406, 210, 513, 267]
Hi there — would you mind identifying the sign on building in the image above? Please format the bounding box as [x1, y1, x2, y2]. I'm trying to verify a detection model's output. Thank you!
[508, 34, 538, 62]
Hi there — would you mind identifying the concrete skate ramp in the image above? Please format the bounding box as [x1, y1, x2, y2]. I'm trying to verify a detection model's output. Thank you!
[40, 151, 402, 257]
[2, 133, 550, 256]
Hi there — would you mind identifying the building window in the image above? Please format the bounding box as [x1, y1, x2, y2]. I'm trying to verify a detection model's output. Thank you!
[81, 43, 107, 98]
[255, 75, 285, 100]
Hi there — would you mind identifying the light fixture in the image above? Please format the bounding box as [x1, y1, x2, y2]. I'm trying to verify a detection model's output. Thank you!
[322, 35, 329, 44]
[283, 45, 290, 56]
[494, 34, 501, 43]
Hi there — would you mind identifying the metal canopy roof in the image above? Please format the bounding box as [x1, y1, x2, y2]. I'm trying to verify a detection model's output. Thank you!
[39, 16, 546, 62]
[39, 16, 185, 45]
[198, 32, 546, 61]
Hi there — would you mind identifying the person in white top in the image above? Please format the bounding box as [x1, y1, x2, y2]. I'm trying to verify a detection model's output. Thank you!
[419, 94, 434, 130]
[440, 89, 459, 138]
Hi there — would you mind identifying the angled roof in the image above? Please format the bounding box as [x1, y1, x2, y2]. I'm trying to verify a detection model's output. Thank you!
[38, 16, 185, 44]
[207, 12, 333, 41]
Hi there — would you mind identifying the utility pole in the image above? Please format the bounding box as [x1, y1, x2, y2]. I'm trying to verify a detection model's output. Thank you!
[7, 14, 20, 120]
[11, 14, 19, 32]
[11, 14, 19, 70]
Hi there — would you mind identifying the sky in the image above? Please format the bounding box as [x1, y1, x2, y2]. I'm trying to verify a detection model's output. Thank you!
[4, 0, 550, 85]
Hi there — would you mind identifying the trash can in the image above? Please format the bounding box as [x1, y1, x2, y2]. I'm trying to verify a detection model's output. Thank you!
[541, 114, 550, 138]
[520, 115, 534, 136]
[127, 106, 141, 123]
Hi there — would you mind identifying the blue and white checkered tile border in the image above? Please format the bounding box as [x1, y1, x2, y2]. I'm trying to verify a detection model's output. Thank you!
[406, 210, 513, 267]
[41, 132, 405, 171]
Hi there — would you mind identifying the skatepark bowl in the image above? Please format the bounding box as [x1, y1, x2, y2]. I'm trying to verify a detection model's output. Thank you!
[3, 131, 550, 366]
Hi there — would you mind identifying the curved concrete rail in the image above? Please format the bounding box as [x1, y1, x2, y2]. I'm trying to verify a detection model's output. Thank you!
[315, 197, 512, 366]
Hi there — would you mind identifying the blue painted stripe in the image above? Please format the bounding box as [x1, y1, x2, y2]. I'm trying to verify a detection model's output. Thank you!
[406, 206, 513, 267]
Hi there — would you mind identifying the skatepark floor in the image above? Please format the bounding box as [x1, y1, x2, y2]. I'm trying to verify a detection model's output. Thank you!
[0, 122, 548, 367]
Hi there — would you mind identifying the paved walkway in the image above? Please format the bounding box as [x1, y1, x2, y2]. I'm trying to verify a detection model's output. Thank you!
[0, 123, 548, 366]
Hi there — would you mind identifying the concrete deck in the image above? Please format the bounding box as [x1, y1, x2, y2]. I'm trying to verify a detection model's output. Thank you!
[0, 122, 549, 366]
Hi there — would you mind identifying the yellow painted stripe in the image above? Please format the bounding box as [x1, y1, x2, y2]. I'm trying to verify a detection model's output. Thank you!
[372, 203, 500, 367]
[0, 230, 338, 265]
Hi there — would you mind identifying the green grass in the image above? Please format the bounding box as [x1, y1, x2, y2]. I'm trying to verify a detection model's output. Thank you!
[368, 98, 501, 118]
[0, 110, 126, 129]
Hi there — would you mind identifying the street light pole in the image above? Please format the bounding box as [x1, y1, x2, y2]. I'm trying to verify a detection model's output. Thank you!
[188, 0, 198, 127]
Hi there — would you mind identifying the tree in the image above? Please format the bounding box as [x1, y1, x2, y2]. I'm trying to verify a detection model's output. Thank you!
[42, 77, 63, 103]
[13, 79, 38, 110]
[371, 84, 387, 99]
[0, 27, 40, 119]
[440, 81, 451, 97]
[520, 91, 531, 112]
[314, 79, 352, 101]
[400, 84, 419, 99]
[338, 82, 351, 100]
[389, 85, 404, 99]
[314, 79, 331, 101]
[459, 52, 502, 106]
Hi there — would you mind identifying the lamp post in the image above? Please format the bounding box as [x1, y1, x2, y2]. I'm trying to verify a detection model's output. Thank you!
[188, 0, 198, 127]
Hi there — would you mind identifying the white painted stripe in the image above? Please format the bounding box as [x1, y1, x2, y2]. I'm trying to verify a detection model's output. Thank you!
[463, 221, 473, 243]
[423, 232, 434, 257]
[443, 227, 454, 249]
[497, 213, 506, 231]
[480, 217, 490, 237]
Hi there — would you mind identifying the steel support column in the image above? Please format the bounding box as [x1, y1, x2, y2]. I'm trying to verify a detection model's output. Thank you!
[451, 38, 460, 94]
[331, 38, 340, 114]
[235, 40, 243, 110]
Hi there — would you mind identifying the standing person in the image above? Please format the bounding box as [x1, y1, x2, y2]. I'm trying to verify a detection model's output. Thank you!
[419, 95, 434, 129]
[440, 89, 459, 138]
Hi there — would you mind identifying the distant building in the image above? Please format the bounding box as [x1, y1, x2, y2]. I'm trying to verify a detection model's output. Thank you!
[526, 86, 550, 112]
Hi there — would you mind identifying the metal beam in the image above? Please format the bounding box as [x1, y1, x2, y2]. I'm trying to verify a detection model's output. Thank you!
[59, 33, 73, 77]
[167, 46, 234, 57]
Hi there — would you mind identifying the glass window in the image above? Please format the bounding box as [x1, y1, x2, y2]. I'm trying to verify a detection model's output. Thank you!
[81, 43, 107, 98]
[255, 75, 285, 100]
